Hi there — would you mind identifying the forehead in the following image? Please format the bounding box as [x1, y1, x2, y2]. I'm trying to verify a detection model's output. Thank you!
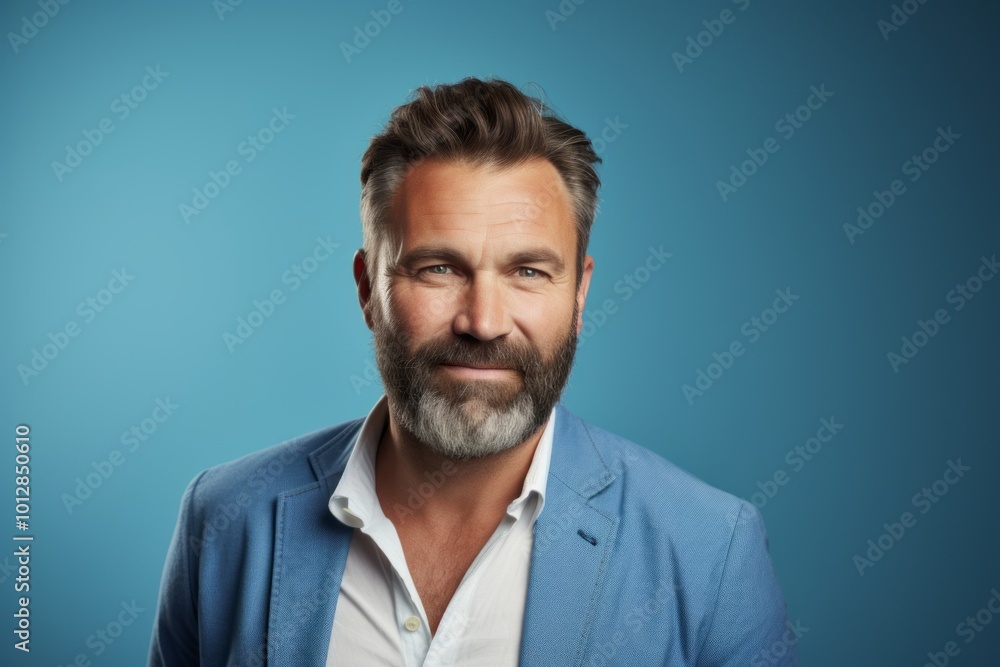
[389, 157, 576, 250]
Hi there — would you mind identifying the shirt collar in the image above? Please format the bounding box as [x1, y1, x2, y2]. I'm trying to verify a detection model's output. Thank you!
[328, 394, 555, 529]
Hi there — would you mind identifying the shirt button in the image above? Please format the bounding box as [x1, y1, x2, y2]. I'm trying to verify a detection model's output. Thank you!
[403, 616, 421, 632]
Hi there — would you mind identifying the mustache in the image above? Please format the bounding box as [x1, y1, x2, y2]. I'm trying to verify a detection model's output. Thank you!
[406, 337, 540, 373]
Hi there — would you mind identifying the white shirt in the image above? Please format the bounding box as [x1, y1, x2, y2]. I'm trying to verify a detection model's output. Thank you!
[325, 395, 555, 667]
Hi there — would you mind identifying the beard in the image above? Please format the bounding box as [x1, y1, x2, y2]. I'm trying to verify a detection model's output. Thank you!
[370, 295, 578, 460]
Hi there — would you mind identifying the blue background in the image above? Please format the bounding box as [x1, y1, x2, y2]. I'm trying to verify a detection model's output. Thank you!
[2, 0, 998, 664]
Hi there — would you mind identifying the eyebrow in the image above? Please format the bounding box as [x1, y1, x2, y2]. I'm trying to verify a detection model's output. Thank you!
[396, 246, 566, 274]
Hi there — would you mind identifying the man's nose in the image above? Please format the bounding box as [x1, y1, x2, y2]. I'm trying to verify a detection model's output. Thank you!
[452, 275, 512, 341]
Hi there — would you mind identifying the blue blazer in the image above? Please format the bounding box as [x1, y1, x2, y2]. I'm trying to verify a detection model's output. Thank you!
[149, 403, 798, 666]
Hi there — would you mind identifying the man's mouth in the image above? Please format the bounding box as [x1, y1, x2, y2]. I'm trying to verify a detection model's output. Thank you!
[438, 363, 518, 378]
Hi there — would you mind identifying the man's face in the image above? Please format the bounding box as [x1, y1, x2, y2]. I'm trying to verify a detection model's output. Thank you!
[357, 158, 594, 459]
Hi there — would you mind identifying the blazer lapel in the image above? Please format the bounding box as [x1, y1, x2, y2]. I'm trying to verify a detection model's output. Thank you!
[267, 423, 361, 667]
[519, 404, 619, 666]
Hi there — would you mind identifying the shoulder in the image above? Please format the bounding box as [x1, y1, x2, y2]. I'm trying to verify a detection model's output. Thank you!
[566, 409, 761, 550]
[553, 409, 791, 657]
[183, 416, 365, 518]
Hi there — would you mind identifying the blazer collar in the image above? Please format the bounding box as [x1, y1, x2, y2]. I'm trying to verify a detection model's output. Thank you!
[549, 402, 617, 498]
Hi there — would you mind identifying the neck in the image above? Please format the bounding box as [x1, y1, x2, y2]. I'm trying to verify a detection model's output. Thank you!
[374, 409, 545, 533]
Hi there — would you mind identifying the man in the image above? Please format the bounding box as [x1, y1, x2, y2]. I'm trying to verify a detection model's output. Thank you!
[149, 78, 798, 666]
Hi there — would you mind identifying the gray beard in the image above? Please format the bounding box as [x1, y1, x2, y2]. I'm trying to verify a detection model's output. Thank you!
[399, 388, 541, 459]
[370, 296, 578, 460]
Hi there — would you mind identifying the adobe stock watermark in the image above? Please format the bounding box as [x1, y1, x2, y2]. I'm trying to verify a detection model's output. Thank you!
[886, 253, 997, 373]
[751, 619, 809, 666]
[587, 578, 684, 667]
[7, 0, 72, 54]
[521, 446, 640, 562]
[681, 288, 799, 405]
[544, 0, 588, 31]
[590, 116, 628, 155]
[672, 0, 752, 73]
[56, 600, 145, 666]
[235, 568, 343, 667]
[222, 235, 340, 352]
[17, 268, 135, 386]
[423, 611, 471, 663]
[746, 417, 844, 510]
[189, 438, 314, 559]
[51, 65, 170, 183]
[852, 458, 971, 576]
[877, 0, 932, 41]
[921, 587, 1000, 666]
[340, 0, 411, 63]
[716, 84, 834, 202]
[61, 397, 179, 514]
[179, 106, 296, 224]
[350, 356, 382, 395]
[844, 126, 960, 244]
[0, 557, 15, 586]
[577, 244, 672, 349]
[348, 321, 447, 396]
[388, 459, 459, 523]
[213, 0, 245, 21]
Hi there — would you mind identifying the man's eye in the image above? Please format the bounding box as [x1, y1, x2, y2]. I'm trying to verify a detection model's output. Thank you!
[424, 265, 451, 275]
[517, 267, 543, 279]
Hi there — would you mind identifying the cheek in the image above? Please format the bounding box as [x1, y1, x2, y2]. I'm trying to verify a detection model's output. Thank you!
[512, 296, 575, 343]
[513, 298, 549, 324]
[388, 286, 456, 336]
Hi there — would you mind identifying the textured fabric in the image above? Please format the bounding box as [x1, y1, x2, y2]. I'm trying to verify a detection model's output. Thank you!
[325, 395, 555, 666]
[148, 402, 798, 666]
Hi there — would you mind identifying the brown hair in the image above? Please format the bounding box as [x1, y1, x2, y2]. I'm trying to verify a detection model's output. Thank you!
[359, 77, 601, 286]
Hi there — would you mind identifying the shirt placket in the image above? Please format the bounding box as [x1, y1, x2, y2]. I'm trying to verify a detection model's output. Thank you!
[393, 573, 431, 667]
[363, 515, 434, 667]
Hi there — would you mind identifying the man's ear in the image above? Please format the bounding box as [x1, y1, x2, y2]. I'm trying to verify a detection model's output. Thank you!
[353, 249, 374, 331]
[575, 254, 595, 335]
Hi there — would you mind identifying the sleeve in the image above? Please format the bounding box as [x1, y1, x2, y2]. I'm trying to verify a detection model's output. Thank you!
[148, 471, 205, 667]
[695, 501, 801, 667]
